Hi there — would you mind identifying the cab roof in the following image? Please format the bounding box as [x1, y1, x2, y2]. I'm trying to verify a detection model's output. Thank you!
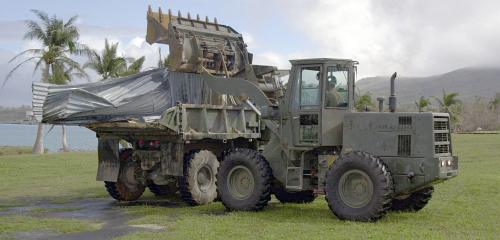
[289, 58, 358, 65]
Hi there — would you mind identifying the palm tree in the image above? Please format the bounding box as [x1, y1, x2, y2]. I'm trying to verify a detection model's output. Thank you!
[434, 90, 461, 112]
[119, 56, 145, 77]
[85, 39, 145, 80]
[84, 39, 126, 80]
[3, 10, 89, 154]
[434, 90, 462, 128]
[415, 96, 431, 112]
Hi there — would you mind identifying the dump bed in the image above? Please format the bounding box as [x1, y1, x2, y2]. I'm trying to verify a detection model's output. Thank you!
[89, 103, 260, 140]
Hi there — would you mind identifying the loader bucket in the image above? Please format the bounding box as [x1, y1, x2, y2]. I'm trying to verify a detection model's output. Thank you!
[146, 5, 251, 76]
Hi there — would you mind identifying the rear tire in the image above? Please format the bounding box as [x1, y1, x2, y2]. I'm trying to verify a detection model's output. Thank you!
[179, 150, 219, 205]
[105, 149, 145, 201]
[391, 186, 434, 212]
[217, 148, 272, 211]
[273, 185, 316, 204]
[325, 151, 393, 221]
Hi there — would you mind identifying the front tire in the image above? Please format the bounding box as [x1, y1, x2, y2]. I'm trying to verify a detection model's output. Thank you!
[391, 186, 434, 212]
[217, 148, 272, 211]
[179, 150, 219, 205]
[325, 151, 393, 221]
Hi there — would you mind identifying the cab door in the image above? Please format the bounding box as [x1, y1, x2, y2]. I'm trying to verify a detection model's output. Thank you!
[321, 65, 352, 146]
[291, 65, 323, 147]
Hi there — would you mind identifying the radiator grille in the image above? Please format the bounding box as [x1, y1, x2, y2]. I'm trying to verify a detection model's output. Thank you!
[435, 144, 449, 154]
[398, 135, 411, 156]
[434, 132, 449, 142]
[434, 121, 448, 130]
[433, 116, 451, 155]
[399, 116, 412, 128]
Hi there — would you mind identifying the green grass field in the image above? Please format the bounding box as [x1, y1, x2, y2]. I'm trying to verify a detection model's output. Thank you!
[0, 134, 499, 239]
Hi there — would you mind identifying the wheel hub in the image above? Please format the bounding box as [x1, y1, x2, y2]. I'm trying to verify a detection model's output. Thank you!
[196, 165, 213, 193]
[120, 162, 142, 192]
[227, 166, 255, 200]
[339, 169, 374, 208]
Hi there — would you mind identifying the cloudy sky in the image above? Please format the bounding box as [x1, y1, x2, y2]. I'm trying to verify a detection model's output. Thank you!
[1, 0, 499, 106]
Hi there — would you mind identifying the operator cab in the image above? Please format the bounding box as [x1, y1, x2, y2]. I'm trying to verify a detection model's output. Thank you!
[283, 58, 357, 147]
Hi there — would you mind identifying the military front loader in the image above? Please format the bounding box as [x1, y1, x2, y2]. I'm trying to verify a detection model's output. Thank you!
[32, 6, 457, 221]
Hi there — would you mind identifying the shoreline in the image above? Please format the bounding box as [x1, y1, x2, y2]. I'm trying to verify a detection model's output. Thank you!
[0, 122, 38, 125]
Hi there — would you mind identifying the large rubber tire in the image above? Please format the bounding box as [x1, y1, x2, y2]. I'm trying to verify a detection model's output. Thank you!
[273, 186, 317, 204]
[148, 182, 177, 197]
[391, 186, 434, 212]
[325, 151, 393, 222]
[217, 148, 272, 211]
[179, 150, 219, 205]
[105, 149, 145, 201]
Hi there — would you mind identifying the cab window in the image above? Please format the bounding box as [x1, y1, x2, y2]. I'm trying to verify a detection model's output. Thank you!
[325, 66, 349, 108]
[299, 66, 321, 107]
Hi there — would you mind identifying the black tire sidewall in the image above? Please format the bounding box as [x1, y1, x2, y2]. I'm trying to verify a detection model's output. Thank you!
[326, 152, 392, 220]
[180, 150, 219, 205]
[391, 186, 433, 212]
[218, 149, 270, 210]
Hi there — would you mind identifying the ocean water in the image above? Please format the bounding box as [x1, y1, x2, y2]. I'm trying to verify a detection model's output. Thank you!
[0, 124, 97, 152]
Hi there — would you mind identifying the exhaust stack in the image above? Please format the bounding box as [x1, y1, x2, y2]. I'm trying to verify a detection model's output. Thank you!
[389, 72, 397, 113]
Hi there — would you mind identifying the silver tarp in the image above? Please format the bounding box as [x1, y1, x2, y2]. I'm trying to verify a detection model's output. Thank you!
[32, 69, 215, 125]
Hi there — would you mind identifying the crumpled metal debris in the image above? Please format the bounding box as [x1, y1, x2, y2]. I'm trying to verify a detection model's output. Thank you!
[33, 69, 218, 125]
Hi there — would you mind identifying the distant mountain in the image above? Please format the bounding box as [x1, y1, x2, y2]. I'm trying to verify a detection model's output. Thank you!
[356, 67, 500, 106]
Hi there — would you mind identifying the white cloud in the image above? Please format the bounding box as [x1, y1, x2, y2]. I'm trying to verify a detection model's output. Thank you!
[241, 31, 256, 49]
[122, 37, 160, 70]
[252, 51, 307, 70]
[274, 0, 500, 78]
[79, 35, 121, 51]
[253, 52, 287, 69]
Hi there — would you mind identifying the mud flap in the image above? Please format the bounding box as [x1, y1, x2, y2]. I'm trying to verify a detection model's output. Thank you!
[96, 138, 120, 182]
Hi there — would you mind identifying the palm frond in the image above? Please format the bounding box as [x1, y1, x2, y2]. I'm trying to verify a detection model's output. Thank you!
[32, 58, 45, 76]
[30, 9, 49, 22]
[57, 55, 88, 80]
[3, 57, 38, 87]
[64, 15, 79, 28]
[8, 49, 43, 63]
[24, 20, 47, 43]
[72, 43, 93, 57]
[127, 56, 145, 73]
[30, 9, 50, 24]
[432, 96, 444, 107]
